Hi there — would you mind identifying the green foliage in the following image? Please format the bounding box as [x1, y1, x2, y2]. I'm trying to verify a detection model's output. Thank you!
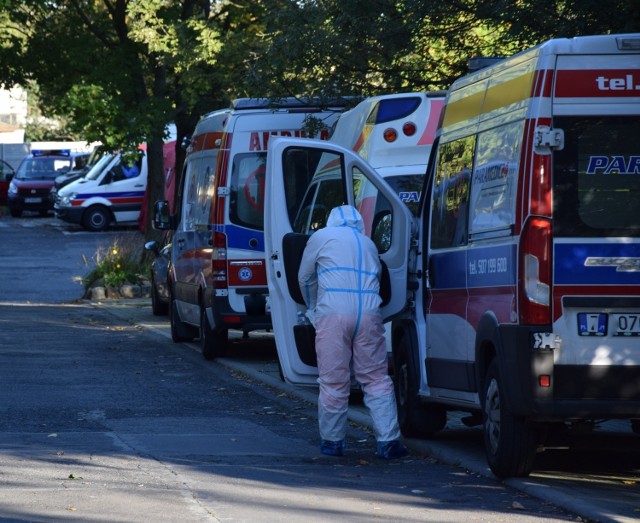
[83, 236, 148, 291]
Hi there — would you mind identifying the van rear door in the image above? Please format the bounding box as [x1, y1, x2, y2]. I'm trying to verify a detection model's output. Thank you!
[550, 51, 640, 396]
[265, 137, 413, 386]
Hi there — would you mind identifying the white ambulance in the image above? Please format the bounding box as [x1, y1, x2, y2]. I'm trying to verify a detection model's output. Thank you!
[153, 97, 348, 360]
[55, 149, 146, 231]
[329, 91, 445, 214]
[264, 34, 640, 478]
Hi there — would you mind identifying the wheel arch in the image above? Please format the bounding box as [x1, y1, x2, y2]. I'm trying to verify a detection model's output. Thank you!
[475, 312, 501, 401]
[391, 319, 420, 381]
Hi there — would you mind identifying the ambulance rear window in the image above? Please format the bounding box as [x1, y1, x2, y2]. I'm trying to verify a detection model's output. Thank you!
[229, 152, 267, 230]
[553, 116, 640, 237]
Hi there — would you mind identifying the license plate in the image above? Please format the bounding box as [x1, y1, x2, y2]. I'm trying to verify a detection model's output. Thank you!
[577, 313, 607, 336]
[24, 197, 42, 203]
[611, 314, 640, 337]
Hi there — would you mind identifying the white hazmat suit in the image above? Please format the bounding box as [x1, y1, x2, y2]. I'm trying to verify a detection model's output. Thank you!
[298, 205, 406, 458]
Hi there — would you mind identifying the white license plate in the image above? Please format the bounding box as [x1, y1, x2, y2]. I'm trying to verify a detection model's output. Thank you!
[611, 314, 640, 337]
[24, 197, 42, 203]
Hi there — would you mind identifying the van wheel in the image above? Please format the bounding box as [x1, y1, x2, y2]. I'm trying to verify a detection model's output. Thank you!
[83, 205, 111, 232]
[9, 208, 22, 218]
[483, 358, 538, 478]
[394, 334, 446, 438]
[200, 305, 228, 360]
[170, 297, 197, 343]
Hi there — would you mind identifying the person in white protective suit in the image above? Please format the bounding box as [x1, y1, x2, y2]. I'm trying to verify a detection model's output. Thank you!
[298, 204, 408, 459]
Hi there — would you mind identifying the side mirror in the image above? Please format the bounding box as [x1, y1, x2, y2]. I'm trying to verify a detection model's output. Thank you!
[152, 200, 172, 230]
[144, 240, 160, 256]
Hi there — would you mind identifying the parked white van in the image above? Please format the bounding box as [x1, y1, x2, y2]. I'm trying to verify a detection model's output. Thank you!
[153, 97, 349, 360]
[264, 34, 640, 479]
[330, 91, 445, 214]
[55, 149, 146, 231]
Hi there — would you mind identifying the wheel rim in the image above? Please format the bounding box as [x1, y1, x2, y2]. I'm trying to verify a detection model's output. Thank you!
[485, 378, 501, 455]
[91, 212, 106, 228]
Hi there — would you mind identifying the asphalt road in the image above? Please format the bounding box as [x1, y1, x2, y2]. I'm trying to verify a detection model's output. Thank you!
[0, 213, 639, 522]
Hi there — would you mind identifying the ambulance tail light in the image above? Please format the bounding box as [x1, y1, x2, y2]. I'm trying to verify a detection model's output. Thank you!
[211, 231, 228, 289]
[403, 122, 417, 136]
[383, 128, 398, 142]
[519, 217, 551, 325]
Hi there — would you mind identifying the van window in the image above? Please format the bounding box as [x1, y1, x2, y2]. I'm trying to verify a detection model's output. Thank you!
[192, 161, 215, 228]
[182, 159, 200, 230]
[384, 174, 423, 216]
[430, 136, 474, 248]
[229, 152, 266, 230]
[553, 116, 640, 237]
[282, 148, 347, 234]
[469, 121, 522, 236]
[353, 168, 394, 252]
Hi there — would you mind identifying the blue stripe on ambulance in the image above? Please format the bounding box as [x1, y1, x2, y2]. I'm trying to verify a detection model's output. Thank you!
[224, 224, 265, 251]
[75, 190, 146, 200]
[554, 242, 640, 285]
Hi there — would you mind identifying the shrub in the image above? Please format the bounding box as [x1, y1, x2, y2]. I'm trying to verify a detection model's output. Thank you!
[83, 235, 148, 291]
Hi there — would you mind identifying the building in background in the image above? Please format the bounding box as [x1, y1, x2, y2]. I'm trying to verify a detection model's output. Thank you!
[0, 86, 27, 144]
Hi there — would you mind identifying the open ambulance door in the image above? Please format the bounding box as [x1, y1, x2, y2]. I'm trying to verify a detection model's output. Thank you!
[265, 137, 413, 386]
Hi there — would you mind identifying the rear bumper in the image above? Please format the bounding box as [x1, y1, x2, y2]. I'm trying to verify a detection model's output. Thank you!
[498, 324, 640, 421]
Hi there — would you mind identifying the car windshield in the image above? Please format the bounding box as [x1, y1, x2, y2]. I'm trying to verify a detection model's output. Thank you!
[84, 153, 116, 181]
[16, 157, 73, 180]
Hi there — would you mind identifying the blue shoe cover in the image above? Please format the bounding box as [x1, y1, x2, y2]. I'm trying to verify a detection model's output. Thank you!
[376, 440, 408, 459]
[320, 439, 345, 456]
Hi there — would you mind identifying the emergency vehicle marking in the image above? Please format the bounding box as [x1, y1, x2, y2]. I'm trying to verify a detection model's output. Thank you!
[555, 69, 640, 97]
[70, 190, 145, 206]
[467, 245, 516, 287]
[586, 156, 640, 174]
[224, 224, 265, 251]
[442, 69, 536, 129]
[418, 99, 445, 145]
[554, 243, 640, 284]
[237, 267, 253, 281]
[227, 259, 267, 286]
[249, 129, 330, 151]
[398, 191, 420, 204]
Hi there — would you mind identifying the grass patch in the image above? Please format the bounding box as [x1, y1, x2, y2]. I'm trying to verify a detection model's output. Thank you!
[83, 235, 149, 291]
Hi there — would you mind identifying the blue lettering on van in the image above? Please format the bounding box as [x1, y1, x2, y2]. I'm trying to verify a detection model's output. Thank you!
[399, 191, 420, 203]
[586, 155, 640, 174]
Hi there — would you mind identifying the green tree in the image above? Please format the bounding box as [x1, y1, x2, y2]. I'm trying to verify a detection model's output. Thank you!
[249, 0, 640, 96]
[0, 0, 268, 239]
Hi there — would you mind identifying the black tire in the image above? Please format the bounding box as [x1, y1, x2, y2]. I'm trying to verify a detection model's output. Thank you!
[9, 208, 22, 218]
[200, 305, 228, 360]
[83, 205, 111, 232]
[170, 297, 197, 343]
[150, 275, 169, 316]
[394, 333, 446, 438]
[483, 358, 538, 478]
